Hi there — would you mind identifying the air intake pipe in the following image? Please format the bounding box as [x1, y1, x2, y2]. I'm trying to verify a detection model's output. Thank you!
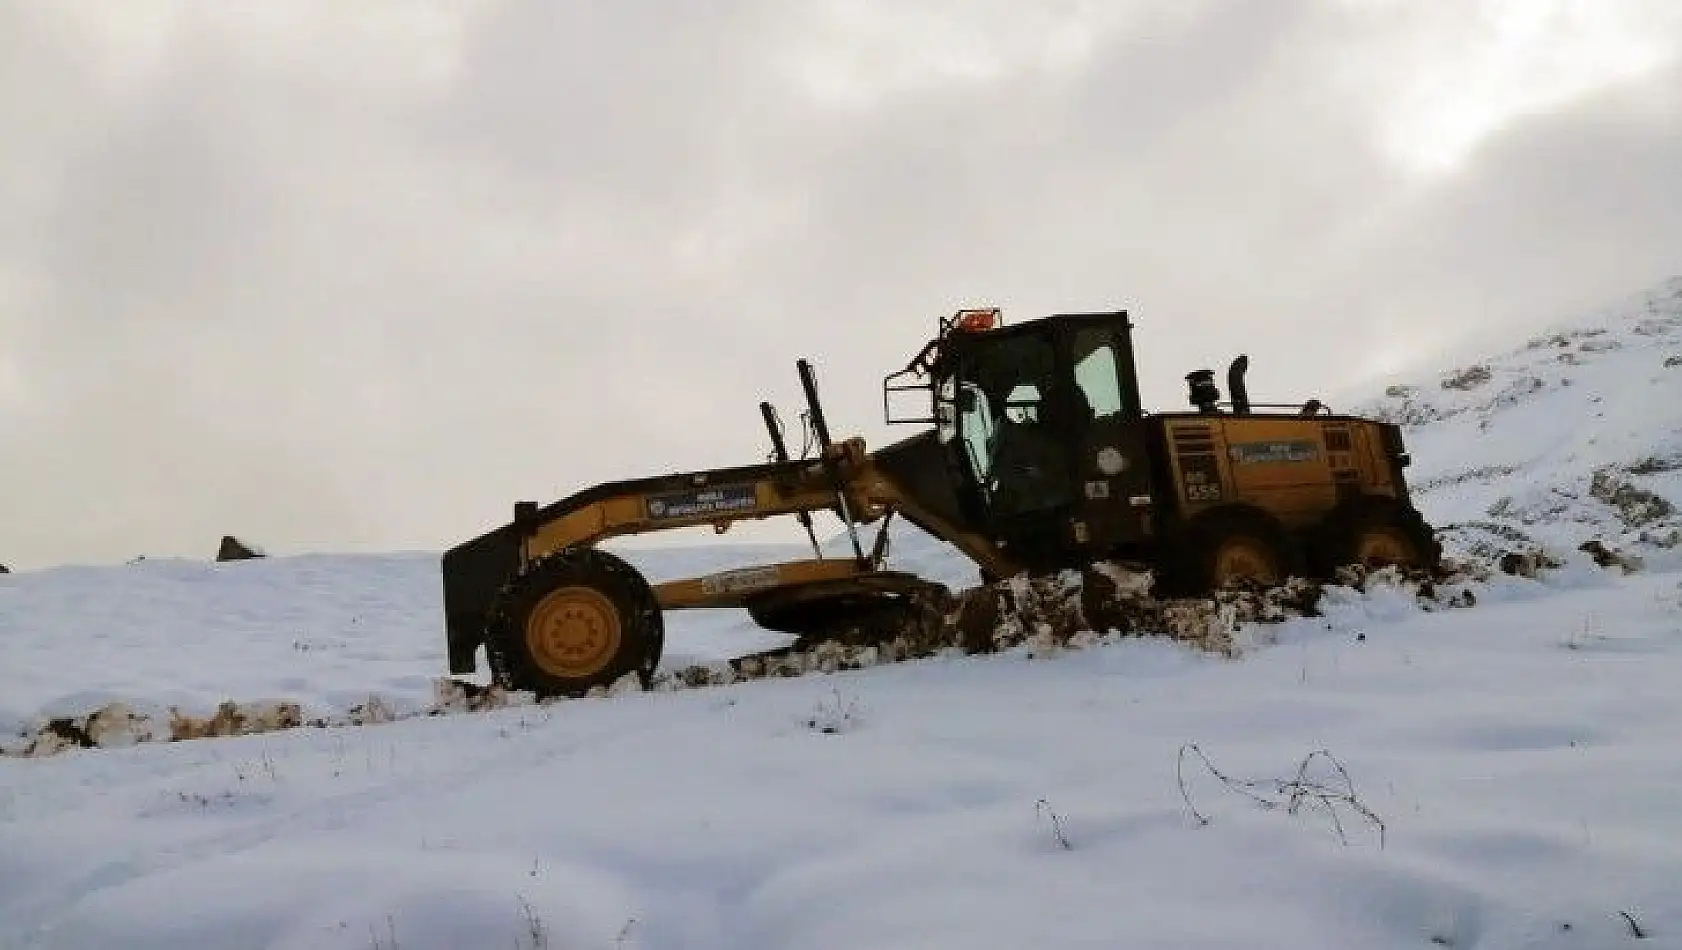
[1227, 354, 1251, 415]
[1186, 370, 1220, 413]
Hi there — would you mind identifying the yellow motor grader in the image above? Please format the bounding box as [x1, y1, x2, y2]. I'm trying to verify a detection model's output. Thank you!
[440, 307, 1439, 697]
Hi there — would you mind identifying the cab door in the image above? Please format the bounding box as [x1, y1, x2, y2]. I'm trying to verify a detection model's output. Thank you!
[948, 328, 1079, 567]
[1061, 320, 1155, 559]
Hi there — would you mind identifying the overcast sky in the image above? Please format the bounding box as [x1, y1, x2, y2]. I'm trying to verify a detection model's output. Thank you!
[4, 0, 1681, 570]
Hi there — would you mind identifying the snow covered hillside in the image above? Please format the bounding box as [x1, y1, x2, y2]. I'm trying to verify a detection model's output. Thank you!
[1356, 275, 1682, 567]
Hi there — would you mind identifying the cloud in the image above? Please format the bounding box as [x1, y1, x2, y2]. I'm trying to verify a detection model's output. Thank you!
[1, 0, 1679, 569]
[1281, 58, 1682, 389]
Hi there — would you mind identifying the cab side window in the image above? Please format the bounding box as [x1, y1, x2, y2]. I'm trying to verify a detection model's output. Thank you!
[1072, 329, 1125, 419]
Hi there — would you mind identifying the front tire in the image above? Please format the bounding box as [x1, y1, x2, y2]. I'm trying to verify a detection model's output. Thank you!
[485, 547, 664, 698]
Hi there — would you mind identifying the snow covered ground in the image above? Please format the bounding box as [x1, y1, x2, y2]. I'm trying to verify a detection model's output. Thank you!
[3, 555, 1679, 949]
[0, 542, 811, 740]
[4, 277, 1682, 948]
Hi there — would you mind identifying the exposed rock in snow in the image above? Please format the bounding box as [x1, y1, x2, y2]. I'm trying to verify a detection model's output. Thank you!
[216, 535, 266, 561]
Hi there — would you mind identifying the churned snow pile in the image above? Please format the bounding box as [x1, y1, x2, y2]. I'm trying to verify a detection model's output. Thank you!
[1359, 275, 1682, 567]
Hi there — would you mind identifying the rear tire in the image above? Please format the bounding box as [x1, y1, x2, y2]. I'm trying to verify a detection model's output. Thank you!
[1311, 496, 1441, 577]
[485, 547, 664, 699]
[1156, 507, 1302, 597]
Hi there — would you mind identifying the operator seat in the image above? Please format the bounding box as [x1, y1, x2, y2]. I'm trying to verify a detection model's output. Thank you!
[988, 378, 1089, 515]
[1041, 376, 1095, 433]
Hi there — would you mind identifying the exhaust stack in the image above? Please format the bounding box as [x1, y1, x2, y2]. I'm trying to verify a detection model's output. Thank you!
[1228, 354, 1251, 415]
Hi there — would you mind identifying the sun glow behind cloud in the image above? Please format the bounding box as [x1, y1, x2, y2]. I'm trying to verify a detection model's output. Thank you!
[1335, 0, 1682, 173]
[777, 0, 1679, 177]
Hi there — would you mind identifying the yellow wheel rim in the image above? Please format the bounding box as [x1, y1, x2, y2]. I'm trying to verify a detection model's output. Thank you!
[1354, 526, 1418, 568]
[525, 586, 622, 679]
[1212, 535, 1281, 587]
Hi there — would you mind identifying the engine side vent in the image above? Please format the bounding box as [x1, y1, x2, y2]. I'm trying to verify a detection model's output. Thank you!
[1171, 425, 1223, 504]
[1172, 425, 1216, 456]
